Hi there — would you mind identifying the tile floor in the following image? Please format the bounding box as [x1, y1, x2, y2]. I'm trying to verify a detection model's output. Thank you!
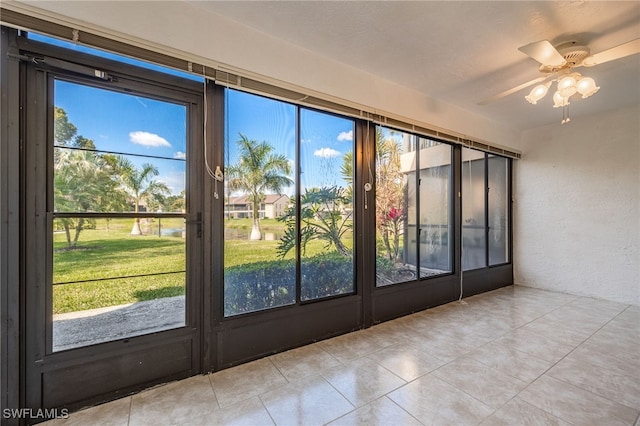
[46, 286, 640, 425]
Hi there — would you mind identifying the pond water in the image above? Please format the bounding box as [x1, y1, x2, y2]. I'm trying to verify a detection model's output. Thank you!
[161, 228, 185, 238]
[224, 228, 283, 241]
[158, 227, 284, 240]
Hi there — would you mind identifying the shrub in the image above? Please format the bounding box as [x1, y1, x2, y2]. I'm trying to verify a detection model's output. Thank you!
[224, 252, 353, 315]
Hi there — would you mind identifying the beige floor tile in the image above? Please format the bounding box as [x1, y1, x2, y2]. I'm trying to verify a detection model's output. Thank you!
[327, 396, 422, 426]
[518, 375, 639, 426]
[129, 375, 218, 426]
[468, 341, 554, 383]
[197, 396, 274, 426]
[319, 329, 395, 363]
[432, 357, 528, 409]
[493, 328, 576, 363]
[602, 318, 640, 338]
[367, 343, 446, 381]
[322, 357, 406, 407]
[540, 304, 617, 335]
[42, 396, 131, 426]
[567, 340, 640, 379]
[260, 375, 353, 426]
[437, 322, 496, 347]
[210, 358, 287, 407]
[586, 327, 640, 356]
[388, 374, 494, 425]
[480, 397, 571, 426]
[408, 330, 477, 362]
[547, 357, 640, 410]
[520, 316, 592, 347]
[269, 342, 342, 381]
[566, 297, 628, 316]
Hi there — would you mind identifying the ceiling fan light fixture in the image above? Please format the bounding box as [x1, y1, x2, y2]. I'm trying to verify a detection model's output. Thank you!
[553, 91, 570, 108]
[576, 76, 600, 98]
[558, 74, 577, 93]
[525, 83, 550, 104]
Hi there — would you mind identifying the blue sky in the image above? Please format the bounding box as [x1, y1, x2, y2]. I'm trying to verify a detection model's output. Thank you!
[40, 33, 354, 198]
[226, 89, 354, 196]
[55, 80, 188, 195]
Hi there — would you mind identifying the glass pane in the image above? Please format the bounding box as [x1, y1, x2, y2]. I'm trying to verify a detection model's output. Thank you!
[376, 127, 416, 286]
[224, 89, 296, 316]
[52, 80, 188, 351]
[418, 138, 452, 277]
[299, 109, 354, 300]
[462, 148, 486, 270]
[54, 149, 185, 214]
[54, 80, 187, 158]
[52, 218, 185, 351]
[488, 155, 509, 265]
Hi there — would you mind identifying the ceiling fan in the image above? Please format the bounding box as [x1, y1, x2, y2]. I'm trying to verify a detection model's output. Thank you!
[479, 38, 640, 123]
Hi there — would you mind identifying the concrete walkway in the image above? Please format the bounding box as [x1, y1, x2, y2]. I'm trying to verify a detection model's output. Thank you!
[53, 296, 185, 352]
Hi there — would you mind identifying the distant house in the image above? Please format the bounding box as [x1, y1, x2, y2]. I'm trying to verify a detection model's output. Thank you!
[225, 194, 290, 219]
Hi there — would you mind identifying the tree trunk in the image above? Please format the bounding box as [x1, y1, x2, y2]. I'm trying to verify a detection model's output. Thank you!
[64, 221, 72, 248]
[131, 200, 142, 235]
[392, 220, 401, 262]
[249, 201, 261, 240]
[334, 237, 351, 257]
[382, 229, 393, 260]
[131, 217, 142, 235]
[72, 218, 85, 247]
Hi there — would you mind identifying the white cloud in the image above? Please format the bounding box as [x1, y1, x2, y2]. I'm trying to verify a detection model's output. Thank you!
[129, 131, 171, 147]
[314, 147, 341, 158]
[337, 130, 353, 141]
[157, 171, 185, 195]
[173, 151, 186, 160]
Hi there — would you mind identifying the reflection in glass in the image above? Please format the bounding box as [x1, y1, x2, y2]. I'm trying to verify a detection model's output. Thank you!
[52, 218, 186, 351]
[418, 138, 452, 276]
[376, 128, 414, 286]
[299, 109, 355, 300]
[462, 148, 486, 270]
[224, 89, 296, 316]
[488, 155, 509, 265]
[376, 128, 453, 286]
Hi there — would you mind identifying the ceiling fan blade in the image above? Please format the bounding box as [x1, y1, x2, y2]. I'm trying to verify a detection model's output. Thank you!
[478, 76, 550, 105]
[518, 40, 566, 67]
[582, 38, 640, 67]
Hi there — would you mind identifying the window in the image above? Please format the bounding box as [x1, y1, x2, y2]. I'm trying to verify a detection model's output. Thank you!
[462, 148, 486, 271]
[299, 108, 355, 300]
[376, 127, 453, 286]
[488, 155, 510, 265]
[52, 80, 188, 351]
[462, 148, 511, 270]
[223, 90, 356, 316]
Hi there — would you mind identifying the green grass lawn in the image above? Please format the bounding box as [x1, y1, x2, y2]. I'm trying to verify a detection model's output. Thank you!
[53, 218, 186, 313]
[53, 217, 354, 314]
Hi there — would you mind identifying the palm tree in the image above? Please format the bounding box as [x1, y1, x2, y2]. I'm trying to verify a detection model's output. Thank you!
[54, 149, 114, 247]
[117, 158, 170, 235]
[227, 134, 293, 240]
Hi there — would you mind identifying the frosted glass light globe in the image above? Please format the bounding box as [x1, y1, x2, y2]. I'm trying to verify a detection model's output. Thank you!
[576, 77, 600, 98]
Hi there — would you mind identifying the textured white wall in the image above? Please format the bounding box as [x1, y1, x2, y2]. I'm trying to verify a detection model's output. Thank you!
[514, 105, 640, 305]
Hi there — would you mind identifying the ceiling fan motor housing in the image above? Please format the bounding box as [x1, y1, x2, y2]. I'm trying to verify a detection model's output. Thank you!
[539, 43, 591, 73]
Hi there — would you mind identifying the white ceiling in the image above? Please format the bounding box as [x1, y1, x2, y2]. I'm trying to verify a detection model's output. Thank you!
[191, 1, 640, 131]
